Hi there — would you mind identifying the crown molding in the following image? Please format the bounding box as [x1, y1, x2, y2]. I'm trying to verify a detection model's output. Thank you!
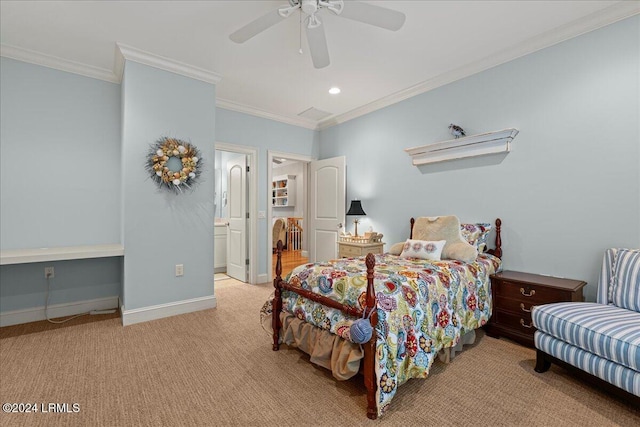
[115, 43, 221, 84]
[216, 98, 318, 130]
[317, 1, 640, 130]
[2, 2, 637, 132]
[0, 44, 119, 83]
[0, 43, 223, 86]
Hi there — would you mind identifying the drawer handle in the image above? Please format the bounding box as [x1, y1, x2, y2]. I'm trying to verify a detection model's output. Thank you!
[520, 303, 531, 313]
[520, 288, 536, 297]
[520, 319, 534, 329]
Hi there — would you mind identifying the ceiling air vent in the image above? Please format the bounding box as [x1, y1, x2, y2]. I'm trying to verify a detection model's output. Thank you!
[298, 107, 332, 121]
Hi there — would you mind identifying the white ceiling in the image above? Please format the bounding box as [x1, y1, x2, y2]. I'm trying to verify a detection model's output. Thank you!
[1, 1, 638, 129]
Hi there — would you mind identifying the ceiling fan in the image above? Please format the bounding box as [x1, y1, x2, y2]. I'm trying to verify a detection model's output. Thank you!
[229, 0, 406, 69]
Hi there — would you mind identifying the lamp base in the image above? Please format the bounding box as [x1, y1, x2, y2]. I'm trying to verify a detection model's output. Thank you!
[353, 219, 360, 237]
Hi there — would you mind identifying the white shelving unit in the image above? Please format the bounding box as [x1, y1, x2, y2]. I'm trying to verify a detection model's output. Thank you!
[405, 128, 519, 166]
[272, 175, 296, 208]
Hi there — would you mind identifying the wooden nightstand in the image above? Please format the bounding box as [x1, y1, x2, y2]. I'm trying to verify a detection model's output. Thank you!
[485, 271, 587, 348]
[338, 241, 384, 258]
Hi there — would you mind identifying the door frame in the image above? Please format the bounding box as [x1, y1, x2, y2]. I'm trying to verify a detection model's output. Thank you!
[216, 141, 257, 285]
[267, 150, 314, 282]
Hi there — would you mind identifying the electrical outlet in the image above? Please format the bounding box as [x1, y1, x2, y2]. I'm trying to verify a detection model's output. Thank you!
[44, 267, 55, 278]
[175, 264, 184, 277]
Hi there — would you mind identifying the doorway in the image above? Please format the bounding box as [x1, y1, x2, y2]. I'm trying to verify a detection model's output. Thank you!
[215, 142, 257, 284]
[268, 151, 312, 281]
[267, 153, 346, 281]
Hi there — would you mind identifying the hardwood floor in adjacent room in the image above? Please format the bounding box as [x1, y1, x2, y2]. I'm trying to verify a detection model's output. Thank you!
[272, 249, 308, 279]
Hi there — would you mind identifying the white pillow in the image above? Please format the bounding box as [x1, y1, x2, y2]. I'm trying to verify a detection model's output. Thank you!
[400, 239, 446, 261]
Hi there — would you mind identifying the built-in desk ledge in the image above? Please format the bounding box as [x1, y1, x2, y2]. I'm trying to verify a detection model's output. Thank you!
[0, 244, 124, 265]
[405, 128, 519, 166]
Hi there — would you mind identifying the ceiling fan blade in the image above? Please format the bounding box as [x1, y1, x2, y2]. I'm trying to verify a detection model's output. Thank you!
[229, 7, 288, 43]
[337, 1, 405, 31]
[305, 19, 330, 69]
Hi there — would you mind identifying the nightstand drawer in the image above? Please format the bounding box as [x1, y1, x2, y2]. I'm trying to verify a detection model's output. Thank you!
[495, 280, 570, 304]
[338, 241, 384, 258]
[494, 310, 536, 337]
[495, 296, 537, 315]
[340, 245, 362, 257]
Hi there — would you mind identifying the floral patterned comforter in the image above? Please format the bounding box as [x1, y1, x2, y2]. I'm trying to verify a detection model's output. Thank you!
[280, 253, 502, 417]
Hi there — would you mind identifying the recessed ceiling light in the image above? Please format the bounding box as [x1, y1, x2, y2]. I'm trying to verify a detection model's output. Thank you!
[329, 87, 341, 95]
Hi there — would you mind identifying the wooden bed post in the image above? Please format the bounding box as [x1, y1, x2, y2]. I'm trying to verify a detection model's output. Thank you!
[272, 240, 284, 351]
[409, 217, 415, 239]
[363, 253, 378, 420]
[492, 218, 502, 259]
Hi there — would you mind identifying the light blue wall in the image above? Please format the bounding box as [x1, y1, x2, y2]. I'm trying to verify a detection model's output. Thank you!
[319, 15, 640, 301]
[2, 15, 636, 316]
[0, 58, 122, 313]
[0, 259, 121, 312]
[215, 108, 319, 278]
[0, 58, 121, 249]
[121, 61, 216, 310]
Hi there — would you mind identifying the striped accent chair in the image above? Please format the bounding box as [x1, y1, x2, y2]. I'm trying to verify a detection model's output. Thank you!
[532, 248, 640, 402]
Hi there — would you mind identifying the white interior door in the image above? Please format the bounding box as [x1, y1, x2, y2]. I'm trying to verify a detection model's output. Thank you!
[226, 155, 247, 281]
[309, 156, 346, 262]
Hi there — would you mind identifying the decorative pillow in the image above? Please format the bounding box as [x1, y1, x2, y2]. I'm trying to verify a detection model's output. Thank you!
[460, 223, 492, 252]
[412, 216, 478, 263]
[388, 242, 405, 256]
[610, 249, 640, 311]
[399, 239, 446, 261]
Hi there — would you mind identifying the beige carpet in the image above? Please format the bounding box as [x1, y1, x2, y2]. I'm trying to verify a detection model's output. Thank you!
[1, 278, 638, 427]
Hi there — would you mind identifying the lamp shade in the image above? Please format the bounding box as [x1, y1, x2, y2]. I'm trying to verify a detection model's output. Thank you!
[346, 200, 366, 216]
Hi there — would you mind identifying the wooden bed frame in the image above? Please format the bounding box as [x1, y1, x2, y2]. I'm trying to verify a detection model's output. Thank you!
[272, 218, 503, 419]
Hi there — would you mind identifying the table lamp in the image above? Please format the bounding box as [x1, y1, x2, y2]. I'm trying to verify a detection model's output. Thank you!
[346, 200, 366, 237]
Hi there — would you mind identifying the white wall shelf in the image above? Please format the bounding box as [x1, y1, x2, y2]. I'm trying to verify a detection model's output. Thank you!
[405, 128, 519, 166]
[0, 244, 124, 265]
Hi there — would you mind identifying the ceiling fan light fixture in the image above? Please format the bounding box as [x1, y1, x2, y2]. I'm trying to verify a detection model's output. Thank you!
[306, 14, 321, 29]
[230, 0, 405, 68]
[323, 0, 344, 15]
[329, 87, 341, 95]
[301, 0, 319, 15]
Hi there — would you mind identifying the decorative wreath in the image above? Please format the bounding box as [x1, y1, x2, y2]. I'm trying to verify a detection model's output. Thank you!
[146, 137, 202, 193]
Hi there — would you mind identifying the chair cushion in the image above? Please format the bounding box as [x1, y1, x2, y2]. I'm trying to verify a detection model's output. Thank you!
[610, 249, 640, 312]
[532, 302, 640, 372]
[535, 332, 640, 396]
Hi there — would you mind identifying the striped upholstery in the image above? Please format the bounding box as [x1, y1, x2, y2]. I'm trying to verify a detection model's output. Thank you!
[532, 302, 640, 372]
[610, 249, 640, 312]
[533, 248, 640, 397]
[535, 332, 640, 396]
[597, 248, 617, 304]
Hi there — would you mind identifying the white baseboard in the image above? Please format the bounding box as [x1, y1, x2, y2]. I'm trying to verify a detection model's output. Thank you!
[257, 273, 268, 284]
[121, 295, 216, 326]
[0, 296, 119, 327]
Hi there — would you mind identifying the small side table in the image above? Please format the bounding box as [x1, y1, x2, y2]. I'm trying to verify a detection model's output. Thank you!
[338, 241, 384, 258]
[485, 270, 586, 348]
